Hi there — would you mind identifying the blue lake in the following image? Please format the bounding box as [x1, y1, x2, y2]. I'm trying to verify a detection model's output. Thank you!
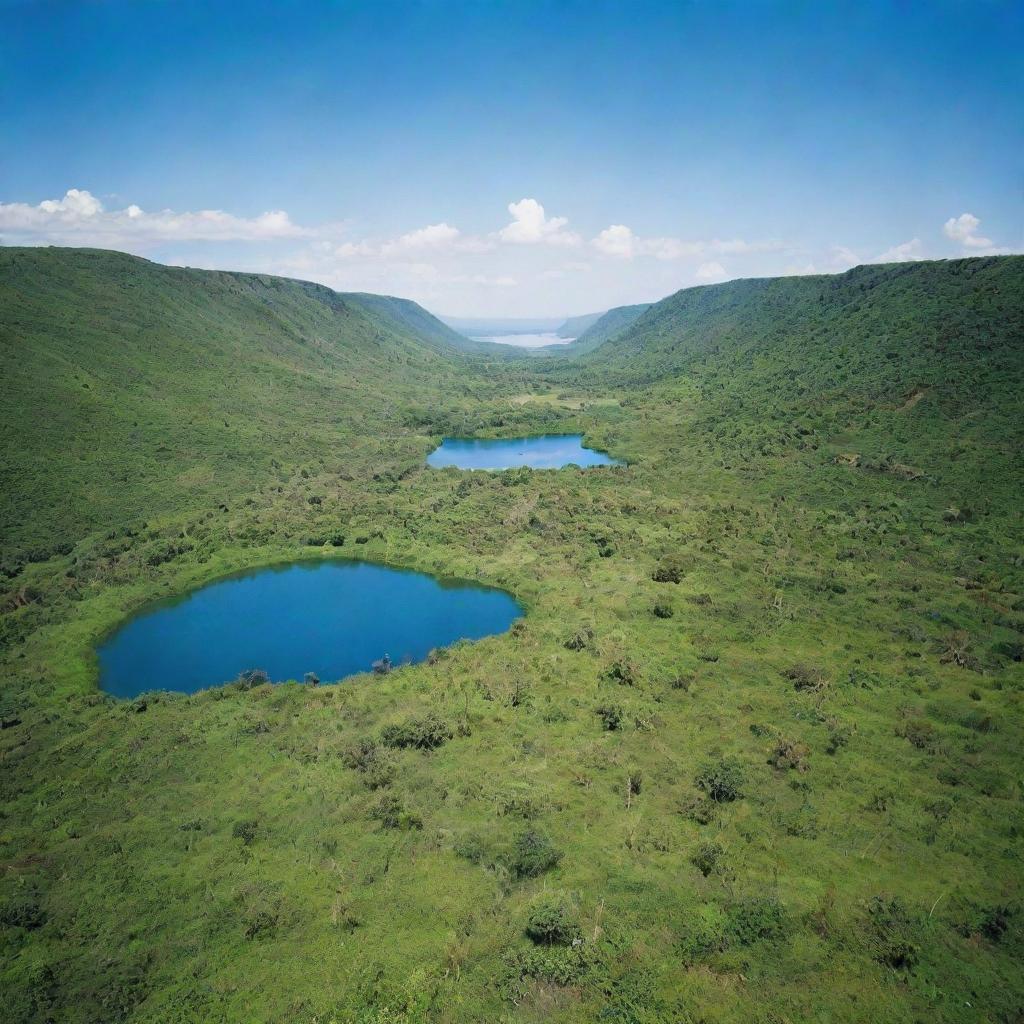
[97, 560, 522, 698]
[427, 434, 622, 470]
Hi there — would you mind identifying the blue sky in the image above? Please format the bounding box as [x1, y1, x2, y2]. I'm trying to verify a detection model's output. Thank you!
[1, 0, 1021, 316]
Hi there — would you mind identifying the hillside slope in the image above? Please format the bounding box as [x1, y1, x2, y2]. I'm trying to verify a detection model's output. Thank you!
[0, 247, 465, 553]
[346, 292, 494, 353]
[2, 252, 1023, 1024]
[551, 301, 651, 353]
[580, 258, 1024, 381]
[555, 310, 604, 338]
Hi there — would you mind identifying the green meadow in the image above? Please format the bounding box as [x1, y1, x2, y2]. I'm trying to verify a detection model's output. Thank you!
[1, 248, 1022, 1023]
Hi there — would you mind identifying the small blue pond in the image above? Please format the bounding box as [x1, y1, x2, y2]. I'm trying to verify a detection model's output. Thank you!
[97, 561, 522, 698]
[427, 434, 622, 470]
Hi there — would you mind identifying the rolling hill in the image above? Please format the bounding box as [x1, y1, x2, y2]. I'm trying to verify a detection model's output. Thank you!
[1, 248, 1023, 1024]
[550, 301, 651, 353]
[0, 247, 469, 553]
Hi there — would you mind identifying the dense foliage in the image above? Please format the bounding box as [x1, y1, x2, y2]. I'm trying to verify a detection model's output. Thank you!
[1, 249, 1022, 1023]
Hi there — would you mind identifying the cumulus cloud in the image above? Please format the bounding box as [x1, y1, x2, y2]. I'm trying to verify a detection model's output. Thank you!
[384, 222, 461, 251]
[695, 261, 729, 283]
[875, 238, 924, 263]
[498, 198, 580, 246]
[591, 222, 776, 261]
[0, 189, 307, 245]
[592, 224, 638, 258]
[829, 246, 859, 270]
[943, 212, 993, 250]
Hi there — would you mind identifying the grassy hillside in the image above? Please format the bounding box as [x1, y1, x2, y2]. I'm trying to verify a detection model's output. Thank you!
[555, 310, 604, 338]
[2, 251, 1023, 1024]
[346, 294, 502, 355]
[549, 302, 651, 353]
[0, 247, 477, 555]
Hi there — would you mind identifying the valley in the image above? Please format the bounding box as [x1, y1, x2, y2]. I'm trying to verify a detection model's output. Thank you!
[1, 248, 1022, 1023]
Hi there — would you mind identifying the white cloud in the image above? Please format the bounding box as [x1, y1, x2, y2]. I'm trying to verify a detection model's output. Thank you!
[829, 245, 859, 270]
[591, 222, 777, 261]
[943, 212, 993, 250]
[0, 189, 307, 245]
[592, 224, 637, 258]
[384, 222, 461, 252]
[875, 238, 923, 263]
[498, 198, 580, 246]
[695, 261, 728, 283]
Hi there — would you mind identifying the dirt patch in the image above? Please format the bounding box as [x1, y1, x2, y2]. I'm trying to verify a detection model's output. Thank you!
[897, 388, 927, 412]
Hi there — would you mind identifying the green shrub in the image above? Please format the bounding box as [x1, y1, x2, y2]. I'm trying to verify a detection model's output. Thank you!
[867, 896, 920, 970]
[691, 840, 724, 878]
[726, 896, 787, 946]
[652, 600, 674, 619]
[371, 794, 423, 831]
[341, 738, 395, 789]
[695, 757, 745, 802]
[596, 703, 623, 731]
[896, 719, 936, 750]
[782, 664, 827, 691]
[606, 658, 639, 686]
[0, 887, 46, 930]
[232, 819, 259, 845]
[524, 891, 580, 945]
[509, 829, 563, 879]
[380, 713, 453, 750]
[453, 832, 487, 864]
[767, 738, 810, 771]
[564, 626, 595, 651]
[652, 557, 686, 584]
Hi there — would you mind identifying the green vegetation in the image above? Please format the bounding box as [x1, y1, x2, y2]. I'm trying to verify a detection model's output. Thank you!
[1, 248, 1023, 1023]
[555, 310, 604, 338]
[549, 301, 651, 354]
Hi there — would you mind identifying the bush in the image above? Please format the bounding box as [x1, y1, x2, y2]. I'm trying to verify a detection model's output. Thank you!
[596, 703, 623, 731]
[606, 658, 639, 686]
[977, 903, 1014, 943]
[652, 600, 674, 619]
[695, 757, 745, 802]
[453, 832, 487, 864]
[0, 888, 45, 930]
[232, 819, 259, 845]
[767, 738, 810, 771]
[509, 829, 563, 879]
[691, 840, 724, 877]
[726, 896, 787, 946]
[564, 626, 594, 651]
[782, 664, 827, 691]
[236, 668, 269, 689]
[867, 896, 920, 970]
[524, 891, 580, 946]
[341, 738, 395, 789]
[380, 713, 453, 750]
[896, 719, 936, 750]
[652, 557, 685, 584]
[370, 794, 423, 831]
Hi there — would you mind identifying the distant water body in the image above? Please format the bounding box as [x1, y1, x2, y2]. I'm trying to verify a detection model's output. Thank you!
[427, 434, 622, 470]
[97, 561, 521, 698]
[474, 332, 574, 349]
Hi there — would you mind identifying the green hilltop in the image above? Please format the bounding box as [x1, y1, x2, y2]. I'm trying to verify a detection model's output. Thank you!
[550, 301, 652, 354]
[0, 247, 477, 552]
[1, 248, 1023, 1024]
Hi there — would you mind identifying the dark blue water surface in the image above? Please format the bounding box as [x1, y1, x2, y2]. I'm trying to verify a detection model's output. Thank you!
[97, 560, 522, 698]
[427, 434, 622, 470]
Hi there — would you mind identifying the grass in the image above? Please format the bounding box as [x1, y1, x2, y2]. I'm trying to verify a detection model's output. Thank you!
[1, 248, 1022, 1023]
